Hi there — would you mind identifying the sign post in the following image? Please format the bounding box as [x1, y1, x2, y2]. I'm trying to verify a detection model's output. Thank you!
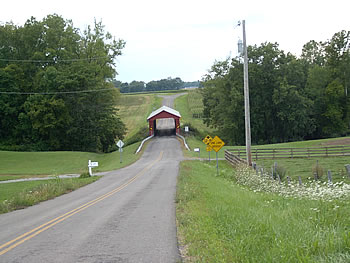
[194, 148, 200, 158]
[209, 136, 225, 175]
[116, 140, 124, 163]
[202, 135, 213, 161]
[88, 160, 99, 176]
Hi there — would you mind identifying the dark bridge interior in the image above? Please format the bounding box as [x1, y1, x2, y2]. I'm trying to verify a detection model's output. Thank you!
[154, 119, 176, 136]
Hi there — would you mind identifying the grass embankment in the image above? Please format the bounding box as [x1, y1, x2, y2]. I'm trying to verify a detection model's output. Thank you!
[176, 160, 350, 262]
[0, 177, 98, 214]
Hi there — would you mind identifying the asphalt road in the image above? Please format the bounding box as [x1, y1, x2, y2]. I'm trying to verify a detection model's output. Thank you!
[0, 137, 183, 262]
[0, 94, 186, 262]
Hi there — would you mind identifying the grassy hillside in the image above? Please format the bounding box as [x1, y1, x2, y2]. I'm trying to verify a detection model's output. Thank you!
[118, 93, 161, 143]
[174, 90, 215, 137]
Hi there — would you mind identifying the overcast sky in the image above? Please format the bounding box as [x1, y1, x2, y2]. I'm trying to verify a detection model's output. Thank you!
[1, 0, 349, 83]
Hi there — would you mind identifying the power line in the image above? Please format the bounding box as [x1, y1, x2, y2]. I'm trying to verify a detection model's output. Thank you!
[0, 56, 109, 63]
[0, 87, 117, 95]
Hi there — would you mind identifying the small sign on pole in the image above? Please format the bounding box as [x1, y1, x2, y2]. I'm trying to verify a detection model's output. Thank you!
[203, 135, 213, 161]
[185, 126, 189, 132]
[88, 160, 99, 176]
[116, 140, 124, 163]
[194, 147, 200, 158]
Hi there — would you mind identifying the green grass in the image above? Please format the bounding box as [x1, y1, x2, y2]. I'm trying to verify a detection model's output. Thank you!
[256, 156, 350, 183]
[0, 141, 143, 179]
[0, 177, 98, 214]
[118, 93, 162, 142]
[176, 160, 350, 262]
[174, 91, 216, 137]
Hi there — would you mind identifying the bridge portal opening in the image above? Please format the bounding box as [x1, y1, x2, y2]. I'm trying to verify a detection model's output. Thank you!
[147, 106, 181, 137]
[155, 118, 176, 136]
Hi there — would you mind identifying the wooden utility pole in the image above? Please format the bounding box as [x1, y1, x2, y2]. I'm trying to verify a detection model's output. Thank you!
[242, 20, 252, 166]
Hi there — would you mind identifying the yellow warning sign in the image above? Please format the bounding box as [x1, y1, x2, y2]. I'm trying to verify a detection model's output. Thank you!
[202, 135, 212, 145]
[209, 136, 225, 152]
[206, 145, 212, 152]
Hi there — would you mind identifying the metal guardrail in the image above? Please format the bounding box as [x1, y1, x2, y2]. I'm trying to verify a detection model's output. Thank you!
[176, 134, 190, 151]
[135, 135, 154, 154]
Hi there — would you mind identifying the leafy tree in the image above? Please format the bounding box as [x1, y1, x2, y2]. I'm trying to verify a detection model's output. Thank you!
[0, 15, 126, 152]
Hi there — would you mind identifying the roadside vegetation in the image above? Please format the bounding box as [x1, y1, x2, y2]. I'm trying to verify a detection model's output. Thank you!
[176, 160, 350, 262]
[0, 177, 98, 214]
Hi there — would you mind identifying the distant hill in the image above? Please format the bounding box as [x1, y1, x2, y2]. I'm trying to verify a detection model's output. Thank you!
[113, 78, 200, 93]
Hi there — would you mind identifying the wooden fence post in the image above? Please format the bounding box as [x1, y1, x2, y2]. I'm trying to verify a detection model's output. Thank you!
[287, 176, 291, 186]
[345, 164, 350, 179]
[298, 176, 302, 186]
[277, 174, 281, 184]
[328, 170, 332, 185]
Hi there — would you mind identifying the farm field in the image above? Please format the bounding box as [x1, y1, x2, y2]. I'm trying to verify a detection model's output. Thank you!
[117, 93, 161, 143]
[176, 160, 350, 262]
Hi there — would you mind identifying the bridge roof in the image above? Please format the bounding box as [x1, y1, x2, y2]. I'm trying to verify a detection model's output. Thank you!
[147, 106, 181, 120]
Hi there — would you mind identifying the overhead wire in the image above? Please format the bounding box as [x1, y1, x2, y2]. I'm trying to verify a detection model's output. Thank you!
[0, 87, 118, 95]
[0, 56, 109, 63]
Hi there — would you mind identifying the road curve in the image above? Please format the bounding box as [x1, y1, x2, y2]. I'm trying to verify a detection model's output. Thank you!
[0, 137, 183, 262]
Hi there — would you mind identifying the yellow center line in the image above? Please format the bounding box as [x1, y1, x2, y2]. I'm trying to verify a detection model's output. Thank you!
[0, 151, 163, 256]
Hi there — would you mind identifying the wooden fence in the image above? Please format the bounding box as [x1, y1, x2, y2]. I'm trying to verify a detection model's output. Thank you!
[225, 150, 247, 166]
[226, 145, 350, 161]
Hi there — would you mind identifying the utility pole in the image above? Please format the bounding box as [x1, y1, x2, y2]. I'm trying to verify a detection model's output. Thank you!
[242, 20, 252, 166]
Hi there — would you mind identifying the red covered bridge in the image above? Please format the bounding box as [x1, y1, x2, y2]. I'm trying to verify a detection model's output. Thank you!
[147, 106, 181, 136]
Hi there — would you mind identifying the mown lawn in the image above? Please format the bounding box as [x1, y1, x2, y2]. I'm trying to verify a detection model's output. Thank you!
[176, 160, 350, 262]
[0, 141, 143, 180]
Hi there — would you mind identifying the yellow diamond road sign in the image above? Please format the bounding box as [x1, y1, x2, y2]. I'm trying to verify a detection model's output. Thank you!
[209, 136, 225, 152]
[202, 135, 212, 145]
[206, 145, 212, 152]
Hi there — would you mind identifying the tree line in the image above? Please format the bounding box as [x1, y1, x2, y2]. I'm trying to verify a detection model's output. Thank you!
[0, 14, 126, 152]
[202, 30, 350, 145]
[113, 78, 199, 93]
